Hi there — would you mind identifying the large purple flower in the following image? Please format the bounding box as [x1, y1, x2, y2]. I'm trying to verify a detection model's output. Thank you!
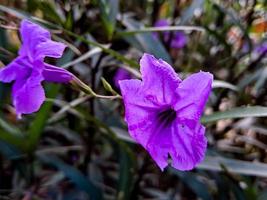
[119, 53, 213, 171]
[154, 19, 187, 49]
[0, 20, 73, 117]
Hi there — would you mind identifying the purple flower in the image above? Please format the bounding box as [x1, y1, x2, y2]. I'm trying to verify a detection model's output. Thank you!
[113, 68, 132, 88]
[255, 41, 267, 55]
[154, 19, 187, 49]
[119, 53, 213, 171]
[0, 20, 73, 117]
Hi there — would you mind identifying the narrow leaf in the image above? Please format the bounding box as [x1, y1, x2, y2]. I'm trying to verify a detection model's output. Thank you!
[202, 106, 267, 123]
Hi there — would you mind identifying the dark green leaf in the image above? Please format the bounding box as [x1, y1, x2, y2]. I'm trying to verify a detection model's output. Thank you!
[98, 0, 119, 39]
[38, 154, 102, 200]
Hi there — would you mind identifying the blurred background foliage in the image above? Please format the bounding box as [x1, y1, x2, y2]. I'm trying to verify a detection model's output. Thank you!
[0, 0, 266, 199]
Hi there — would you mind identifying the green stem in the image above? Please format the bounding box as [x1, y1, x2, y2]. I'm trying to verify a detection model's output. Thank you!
[71, 76, 121, 100]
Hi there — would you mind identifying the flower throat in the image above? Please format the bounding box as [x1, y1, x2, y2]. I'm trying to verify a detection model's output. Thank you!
[157, 108, 176, 127]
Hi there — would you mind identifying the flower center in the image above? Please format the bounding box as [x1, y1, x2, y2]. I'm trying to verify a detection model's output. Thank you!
[157, 108, 177, 127]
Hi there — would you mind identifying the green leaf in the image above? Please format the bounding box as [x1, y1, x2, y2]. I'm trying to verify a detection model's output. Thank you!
[98, 0, 119, 39]
[180, 0, 204, 24]
[201, 106, 267, 123]
[169, 169, 212, 200]
[117, 146, 135, 200]
[0, 117, 22, 137]
[0, 139, 24, 159]
[38, 154, 102, 200]
[38, 1, 63, 25]
[65, 31, 139, 68]
[118, 25, 205, 36]
[198, 155, 267, 177]
[120, 17, 172, 64]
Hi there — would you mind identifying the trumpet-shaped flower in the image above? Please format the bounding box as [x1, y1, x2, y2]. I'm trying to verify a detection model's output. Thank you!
[0, 20, 73, 117]
[119, 53, 213, 171]
[154, 19, 187, 49]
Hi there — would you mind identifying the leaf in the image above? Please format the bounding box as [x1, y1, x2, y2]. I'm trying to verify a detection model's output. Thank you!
[201, 106, 267, 123]
[0, 140, 23, 160]
[121, 17, 172, 64]
[212, 80, 239, 91]
[117, 146, 135, 200]
[169, 169, 212, 200]
[38, 154, 102, 200]
[62, 47, 104, 69]
[111, 127, 135, 143]
[38, 1, 64, 25]
[180, 0, 204, 24]
[98, 0, 119, 39]
[0, 130, 27, 151]
[198, 156, 267, 177]
[0, 140, 29, 179]
[0, 117, 22, 136]
[118, 25, 205, 36]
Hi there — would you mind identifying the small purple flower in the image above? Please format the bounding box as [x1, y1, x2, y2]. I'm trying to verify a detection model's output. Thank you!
[255, 41, 267, 55]
[113, 68, 132, 88]
[119, 53, 213, 171]
[154, 19, 187, 49]
[0, 20, 73, 117]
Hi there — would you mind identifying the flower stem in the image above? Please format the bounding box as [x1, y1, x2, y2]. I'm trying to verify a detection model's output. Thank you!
[70, 76, 121, 100]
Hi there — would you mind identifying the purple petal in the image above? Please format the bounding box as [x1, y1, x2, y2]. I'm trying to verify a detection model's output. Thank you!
[140, 53, 181, 105]
[12, 70, 45, 116]
[43, 64, 73, 83]
[153, 19, 187, 49]
[19, 19, 66, 60]
[255, 41, 267, 54]
[19, 20, 50, 59]
[154, 19, 169, 27]
[120, 79, 170, 169]
[170, 31, 187, 49]
[170, 121, 207, 170]
[119, 79, 159, 141]
[0, 61, 19, 83]
[35, 40, 66, 59]
[113, 68, 132, 88]
[153, 19, 169, 40]
[0, 57, 32, 83]
[146, 123, 172, 170]
[175, 71, 213, 122]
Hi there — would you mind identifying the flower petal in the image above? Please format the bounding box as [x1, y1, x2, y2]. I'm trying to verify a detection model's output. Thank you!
[140, 53, 181, 104]
[175, 71, 213, 122]
[19, 19, 50, 59]
[12, 70, 45, 116]
[146, 124, 172, 170]
[113, 68, 132, 88]
[0, 58, 31, 83]
[170, 121, 207, 170]
[35, 40, 66, 59]
[43, 64, 73, 83]
[170, 32, 187, 49]
[119, 79, 159, 141]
